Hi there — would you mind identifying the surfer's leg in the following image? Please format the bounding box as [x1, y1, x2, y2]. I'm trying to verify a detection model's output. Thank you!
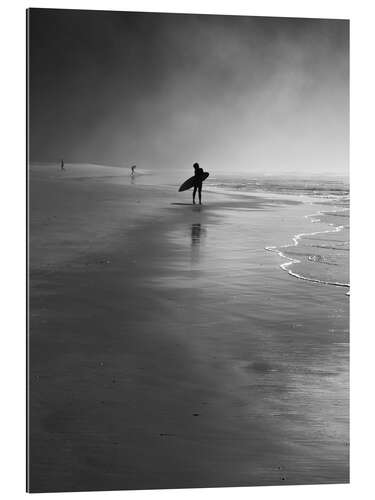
[198, 185, 202, 204]
[193, 186, 197, 204]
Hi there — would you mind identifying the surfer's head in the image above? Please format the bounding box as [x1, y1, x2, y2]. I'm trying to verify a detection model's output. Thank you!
[193, 162, 199, 171]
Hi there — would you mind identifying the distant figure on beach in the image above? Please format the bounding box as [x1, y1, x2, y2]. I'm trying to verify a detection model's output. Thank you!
[193, 162, 204, 205]
[130, 165, 136, 176]
[60, 159, 65, 171]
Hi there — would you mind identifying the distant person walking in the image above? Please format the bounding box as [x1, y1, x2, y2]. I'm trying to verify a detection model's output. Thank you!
[60, 159, 65, 171]
[130, 165, 136, 176]
[193, 162, 204, 205]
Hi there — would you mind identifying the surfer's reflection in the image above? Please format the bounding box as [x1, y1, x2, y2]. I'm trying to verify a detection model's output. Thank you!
[191, 223, 206, 262]
[191, 223, 202, 245]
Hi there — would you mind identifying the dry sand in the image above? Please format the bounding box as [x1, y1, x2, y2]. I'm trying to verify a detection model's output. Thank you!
[28, 164, 349, 492]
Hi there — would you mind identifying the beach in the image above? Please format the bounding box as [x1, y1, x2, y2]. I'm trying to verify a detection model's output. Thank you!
[28, 164, 349, 492]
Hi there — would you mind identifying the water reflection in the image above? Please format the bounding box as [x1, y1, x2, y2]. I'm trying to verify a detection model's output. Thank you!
[191, 223, 203, 245]
[191, 223, 206, 263]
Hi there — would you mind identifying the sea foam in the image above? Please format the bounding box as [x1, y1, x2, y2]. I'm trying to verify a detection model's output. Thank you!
[265, 207, 350, 294]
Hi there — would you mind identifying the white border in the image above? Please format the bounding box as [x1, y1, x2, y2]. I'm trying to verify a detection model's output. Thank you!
[1, 1, 374, 499]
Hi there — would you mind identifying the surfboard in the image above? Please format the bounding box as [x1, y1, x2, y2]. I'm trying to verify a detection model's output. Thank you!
[178, 172, 209, 192]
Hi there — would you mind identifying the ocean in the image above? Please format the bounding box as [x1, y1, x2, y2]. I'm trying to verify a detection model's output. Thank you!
[204, 174, 350, 293]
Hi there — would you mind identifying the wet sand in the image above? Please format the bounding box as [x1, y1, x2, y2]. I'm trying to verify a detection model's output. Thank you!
[28, 164, 349, 492]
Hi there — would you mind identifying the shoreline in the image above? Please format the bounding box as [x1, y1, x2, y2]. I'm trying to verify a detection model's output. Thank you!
[265, 206, 350, 291]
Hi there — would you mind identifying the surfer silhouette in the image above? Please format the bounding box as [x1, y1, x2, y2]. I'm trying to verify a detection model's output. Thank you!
[60, 159, 65, 171]
[130, 165, 136, 176]
[193, 162, 204, 204]
[178, 163, 209, 199]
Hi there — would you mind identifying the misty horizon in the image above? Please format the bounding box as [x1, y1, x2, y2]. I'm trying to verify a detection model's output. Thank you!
[28, 10, 349, 176]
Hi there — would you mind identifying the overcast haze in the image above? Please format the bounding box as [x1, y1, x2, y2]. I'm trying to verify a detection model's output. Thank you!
[28, 9, 349, 176]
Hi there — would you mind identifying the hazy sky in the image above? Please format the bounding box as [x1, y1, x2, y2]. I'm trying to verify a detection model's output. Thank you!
[29, 9, 349, 175]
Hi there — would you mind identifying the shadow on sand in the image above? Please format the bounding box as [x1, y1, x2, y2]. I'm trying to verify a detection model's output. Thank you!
[170, 202, 194, 206]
